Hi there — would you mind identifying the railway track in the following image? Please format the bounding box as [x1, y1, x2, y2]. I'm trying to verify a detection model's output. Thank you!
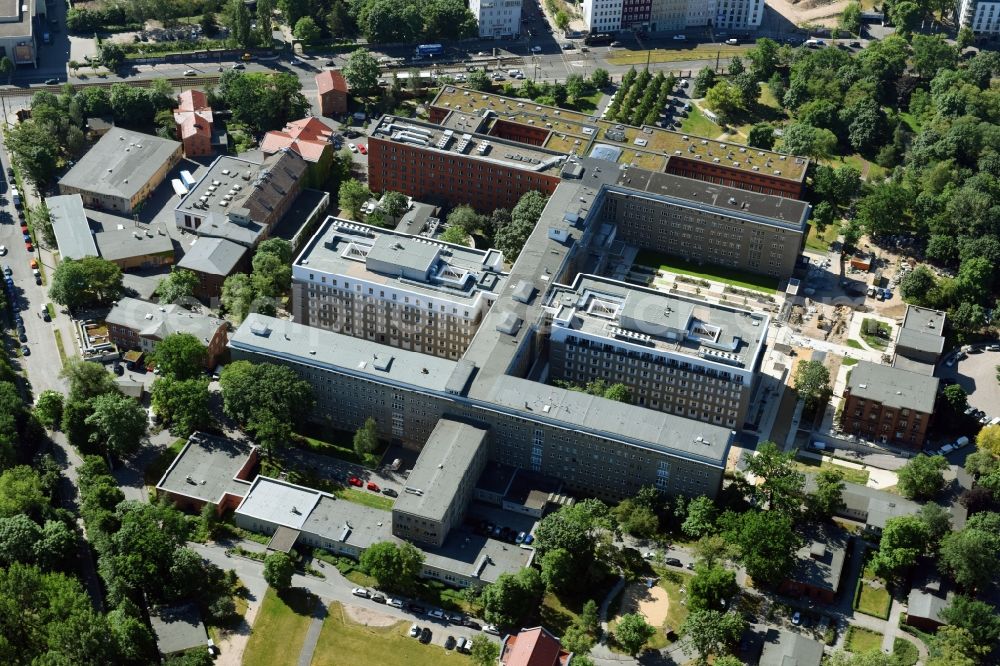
[0, 75, 222, 99]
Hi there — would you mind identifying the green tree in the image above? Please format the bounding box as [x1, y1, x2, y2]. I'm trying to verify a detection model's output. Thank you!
[745, 442, 804, 515]
[85, 392, 147, 458]
[870, 515, 929, 578]
[693, 67, 717, 97]
[720, 510, 799, 587]
[897, 454, 948, 500]
[794, 360, 831, 410]
[900, 266, 938, 305]
[220, 273, 256, 323]
[150, 377, 211, 437]
[344, 48, 380, 94]
[840, 1, 862, 34]
[938, 513, 1000, 590]
[440, 225, 471, 245]
[747, 38, 779, 79]
[380, 191, 408, 221]
[978, 425, 1000, 456]
[681, 609, 747, 665]
[339, 178, 373, 219]
[0, 466, 47, 520]
[153, 333, 207, 380]
[612, 499, 658, 538]
[219, 71, 309, 133]
[34, 391, 64, 430]
[603, 383, 631, 402]
[219, 361, 314, 454]
[705, 81, 746, 121]
[615, 613, 655, 656]
[467, 68, 491, 91]
[293, 17, 321, 44]
[940, 384, 968, 417]
[807, 467, 845, 519]
[0, 56, 12, 84]
[256, 0, 273, 44]
[251, 248, 293, 298]
[590, 68, 610, 89]
[682, 495, 717, 538]
[5, 120, 60, 186]
[34, 519, 78, 571]
[154, 268, 199, 305]
[956, 26, 974, 50]
[263, 551, 294, 590]
[469, 635, 500, 666]
[747, 122, 775, 149]
[554, 9, 569, 30]
[480, 567, 543, 627]
[779, 123, 837, 160]
[360, 541, 424, 591]
[62, 358, 118, 403]
[0, 514, 42, 566]
[940, 595, 1000, 651]
[225, 0, 254, 49]
[100, 42, 125, 70]
[48, 257, 123, 309]
[108, 605, 157, 663]
[448, 205, 485, 234]
[353, 417, 379, 458]
[688, 562, 737, 612]
[539, 547, 574, 592]
[812, 201, 835, 234]
[888, 0, 921, 35]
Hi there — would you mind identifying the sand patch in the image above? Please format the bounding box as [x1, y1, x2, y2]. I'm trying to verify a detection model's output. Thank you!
[619, 581, 670, 627]
[342, 603, 399, 627]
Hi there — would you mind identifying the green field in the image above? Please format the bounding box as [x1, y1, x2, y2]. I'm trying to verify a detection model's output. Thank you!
[244, 588, 319, 666]
[845, 626, 883, 654]
[679, 105, 722, 139]
[805, 222, 841, 252]
[607, 44, 751, 66]
[893, 638, 919, 666]
[855, 582, 891, 618]
[860, 318, 892, 350]
[634, 250, 779, 293]
[311, 602, 470, 666]
[334, 487, 395, 510]
[793, 456, 870, 486]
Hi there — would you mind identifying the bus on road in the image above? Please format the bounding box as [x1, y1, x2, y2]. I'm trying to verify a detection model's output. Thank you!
[415, 44, 444, 57]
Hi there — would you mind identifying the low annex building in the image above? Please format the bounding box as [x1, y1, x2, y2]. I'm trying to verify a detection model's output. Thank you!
[106, 297, 229, 367]
[316, 70, 348, 116]
[155, 433, 258, 515]
[176, 237, 250, 302]
[779, 526, 849, 604]
[173, 90, 215, 157]
[839, 361, 939, 449]
[59, 128, 183, 213]
[500, 627, 572, 666]
[260, 117, 336, 188]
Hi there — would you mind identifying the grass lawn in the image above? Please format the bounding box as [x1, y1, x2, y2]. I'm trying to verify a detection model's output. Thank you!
[845, 626, 883, 654]
[569, 91, 602, 113]
[609, 568, 691, 652]
[52, 329, 68, 366]
[143, 438, 187, 486]
[893, 638, 919, 666]
[679, 105, 722, 139]
[805, 222, 841, 252]
[842, 357, 858, 366]
[855, 583, 891, 618]
[244, 588, 319, 666]
[793, 456, 870, 485]
[634, 249, 779, 293]
[334, 487, 395, 511]
[311, 602, 470, 666]
[607, 45, 750, 66]
[538, 575, 616, 636]
[860, 318, 892, 350]
[898, 112, 921, 133]
[845, 339, 864, 350]
[293, 426, 384, 468]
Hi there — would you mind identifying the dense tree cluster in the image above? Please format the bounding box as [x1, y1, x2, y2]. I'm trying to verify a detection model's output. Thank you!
[216, 71, 310, 134]
[605, 68, 677, 126]
[220, 238, 296, 321]
[219, 360, 314, 454]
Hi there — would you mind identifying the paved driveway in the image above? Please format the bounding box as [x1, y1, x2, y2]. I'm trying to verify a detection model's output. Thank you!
[939, 349, 1000, 417]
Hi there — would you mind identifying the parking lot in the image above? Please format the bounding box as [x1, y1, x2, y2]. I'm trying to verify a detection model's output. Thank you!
[940, 347, 1000, 419]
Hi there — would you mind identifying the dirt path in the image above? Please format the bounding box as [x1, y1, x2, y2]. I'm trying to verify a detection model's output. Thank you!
[214, 597, 260, 666]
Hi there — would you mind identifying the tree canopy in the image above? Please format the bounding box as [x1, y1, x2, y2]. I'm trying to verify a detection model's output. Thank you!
[49, 257, 123, 309]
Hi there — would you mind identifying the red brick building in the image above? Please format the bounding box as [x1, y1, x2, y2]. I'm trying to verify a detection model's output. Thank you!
[367, 117, 562, 212]
[173, 90, 214, 157]
[106, 297, 230, 368]
[316, 70, 348, 116]
[839, 361, 939, 449]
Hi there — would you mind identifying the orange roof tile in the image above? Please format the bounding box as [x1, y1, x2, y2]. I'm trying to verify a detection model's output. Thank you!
[316, 70, 348, 95]
[501, 628, 571, 666]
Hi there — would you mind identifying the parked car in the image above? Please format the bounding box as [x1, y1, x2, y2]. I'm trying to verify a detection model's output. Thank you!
[515, 531, 526, 544]
[366, 481, 380, 492]
[522, 534, 533, 545]
[183, 70, 197, 76]
[483, 624, 500, 635]
[348, 143, 358, 152]
[409, 603, 427, 614]
[19, 331, 27, 342]
[456, 637, 469, 652]
[358, 145, 368, 155]
[231, 63, 245, 69]
[531, 45, 542, 52]
[348, 476, 362, 487]
[792, 611, 801, 625]
[444, 636, 457, 650]
[20, 346, 29, 356]
[462, 619, 482, 630]
[673, 34, 687, 40]
[382, 488, 398, 497]
[664, 557, 683, 567]
[409, 623, 421, 638]
[0, 246, 6, 256]
[428, 609, 445, 620]
[44, 78, 58, 85]
[988, 344, 1000, 352]
[351, 587, 370, 598]
[370, 593, 386, 604]
[388, 598, 404, 608]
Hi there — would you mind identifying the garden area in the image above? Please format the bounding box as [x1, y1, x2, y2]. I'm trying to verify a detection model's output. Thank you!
[860, 318, 893, 350]
[844, 626, 884, 653]
[793, 454, 870, 486]
[243, 588, 320, 666]
[311, 602, 470, 666]
[805, 222, 841, 252]
[634, 250, 780, 293]
[854, 559, 892, 620]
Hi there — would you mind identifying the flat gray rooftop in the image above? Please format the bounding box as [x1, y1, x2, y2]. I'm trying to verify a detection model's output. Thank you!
[236, 476, 322, 529]
[486, 375, 733, 465]
[177, 236, 248, 276]
[788, 525, 848, 593]
[156, 433, 254, 505]
[106, 297, 226, 346]
[897, 305, 946, 355]
[60, 128, 180, 202]
[46, 194, 98, 260]
[150, 604, 207, 656]
[547, 273, 768, 370]
[230, 314, 459, 393]
[294, 217, 506, 305]
[847, 361, 939, 414]
[393, 419, 488, 523]
[370, 115, 566, 175]
[758, 628, 823, 666]
[94, 226, 174, 262]
[615, 168, 810, 231]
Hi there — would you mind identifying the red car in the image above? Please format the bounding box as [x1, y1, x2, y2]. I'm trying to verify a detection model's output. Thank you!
[358, 144, 368, 155]
[348, 476, 362, 487]
[25, 242, 33, 252]
[366, 481, 380, 492]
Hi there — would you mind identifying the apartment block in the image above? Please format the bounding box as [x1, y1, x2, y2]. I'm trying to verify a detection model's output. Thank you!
[546, 274, 767, 429]
[391, 419, 489, 548]
[428, 87, 809, 199]
[840, 361, 939, 449]
[471, 0, 522, 38]
[173, 90, 214, 157]
[366, 115, 563, 212]
[106, 297, 229, 367]
[583, 0, 623, 32]
[603, 169, 809, 277]
[583, 0, 762, 34]
[959, 0, 1000, 33]
[291, 217, 507, 359]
